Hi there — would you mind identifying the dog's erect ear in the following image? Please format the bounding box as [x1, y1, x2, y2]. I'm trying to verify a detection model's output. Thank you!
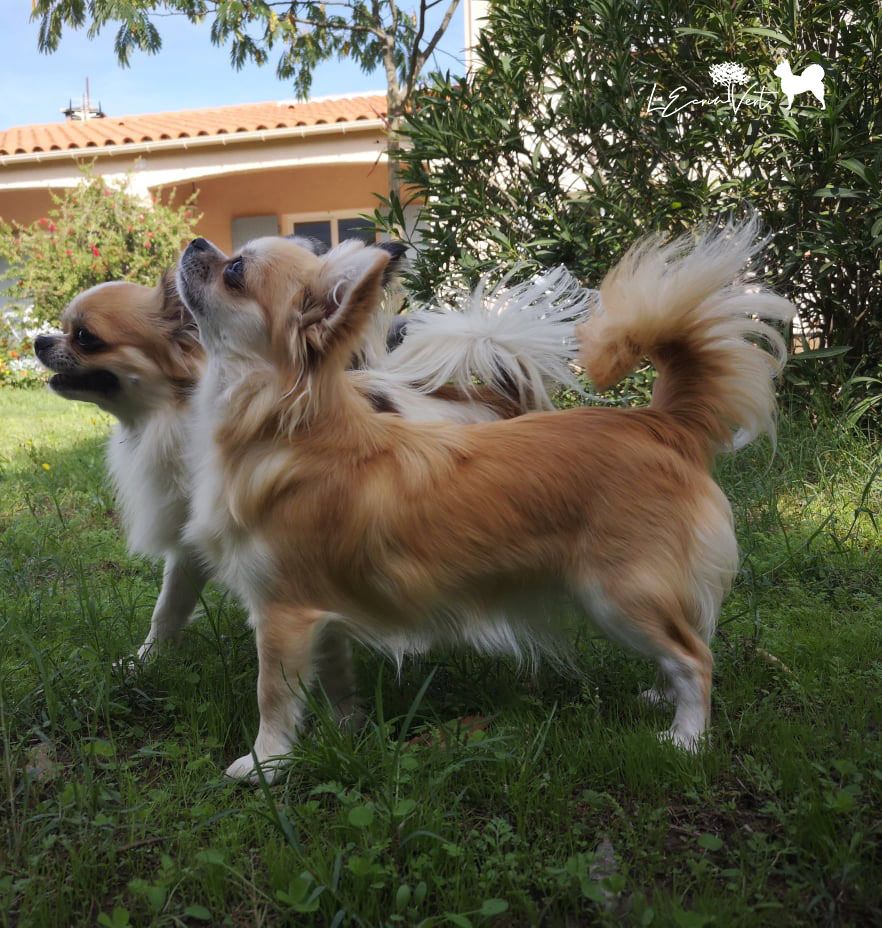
[300, 242, 391, 363]
[375, 240, 408, 286]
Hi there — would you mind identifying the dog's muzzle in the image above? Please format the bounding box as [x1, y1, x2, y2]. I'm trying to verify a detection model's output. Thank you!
[33, 332, 78, 373]
[178, 238, 222, 315]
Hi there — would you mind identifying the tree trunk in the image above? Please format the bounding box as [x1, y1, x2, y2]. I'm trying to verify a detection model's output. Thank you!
[386, 106, 404, 204]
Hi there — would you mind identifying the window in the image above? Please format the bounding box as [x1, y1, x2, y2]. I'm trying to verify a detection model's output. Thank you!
[231, 215, 280, 251]
[282, 210, 376, 250]
[337, 216, 376, 244]
[291, 220, 333, 251]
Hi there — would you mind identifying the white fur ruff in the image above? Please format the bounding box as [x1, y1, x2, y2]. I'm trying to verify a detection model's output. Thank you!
[373, 266, 598, 409]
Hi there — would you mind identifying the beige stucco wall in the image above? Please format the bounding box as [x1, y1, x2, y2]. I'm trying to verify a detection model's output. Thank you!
[0, 187, 58, 227]
[161, 161, 386, 252]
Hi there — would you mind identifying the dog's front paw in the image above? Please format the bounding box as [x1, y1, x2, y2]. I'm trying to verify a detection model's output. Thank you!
[656, 728, 708, 754]
[224, 746, 290, 784]
[113, 640, 156, 675]
[333, 698, 366, 733]
[136, 639, 159, 663]
[639, 686, 674, 707]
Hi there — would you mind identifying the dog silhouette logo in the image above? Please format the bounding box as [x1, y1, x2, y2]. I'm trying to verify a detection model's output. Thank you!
[774, 59, 826, 111]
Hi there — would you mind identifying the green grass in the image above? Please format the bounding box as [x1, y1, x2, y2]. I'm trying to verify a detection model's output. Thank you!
[1, 386, 880, 927]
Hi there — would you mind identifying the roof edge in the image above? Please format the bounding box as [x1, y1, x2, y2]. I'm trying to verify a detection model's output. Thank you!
[0, 117, 387, 168]
[0, 90, 387, 136]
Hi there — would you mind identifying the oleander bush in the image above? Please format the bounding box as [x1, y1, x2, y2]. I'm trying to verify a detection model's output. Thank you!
[382, 0, 882, 381]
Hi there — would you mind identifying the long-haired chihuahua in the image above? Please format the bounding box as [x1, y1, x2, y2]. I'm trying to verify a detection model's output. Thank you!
[176, 220, 793, 782]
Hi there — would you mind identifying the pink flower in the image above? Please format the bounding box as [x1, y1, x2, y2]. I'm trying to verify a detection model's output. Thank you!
[91, 245, 100, 257]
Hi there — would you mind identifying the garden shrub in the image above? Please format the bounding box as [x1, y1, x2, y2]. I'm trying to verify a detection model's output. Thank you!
[0, 168, 199, 384]
[386, 0, 881, 375]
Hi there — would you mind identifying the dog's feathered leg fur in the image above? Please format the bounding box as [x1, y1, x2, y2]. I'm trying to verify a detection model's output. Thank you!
[576, 219, 794, 745]
[225, 606, 324, 783]
[135, 548, 209, 662]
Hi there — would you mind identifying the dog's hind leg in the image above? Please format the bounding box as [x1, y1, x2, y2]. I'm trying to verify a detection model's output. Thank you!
[314, 625, 364, 730]
[226, 605, 323, 783]
[579, 579, 714, 751]
[639, 676, 676, 706]
[134, 548, 209, 663]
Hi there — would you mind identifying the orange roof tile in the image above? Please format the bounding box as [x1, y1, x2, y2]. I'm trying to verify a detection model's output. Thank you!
[0, 94, 387, 157]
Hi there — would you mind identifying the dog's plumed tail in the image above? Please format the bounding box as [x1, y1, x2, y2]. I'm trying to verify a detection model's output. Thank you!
[580, 218, 795, 456]
[374, 266, 595, 411]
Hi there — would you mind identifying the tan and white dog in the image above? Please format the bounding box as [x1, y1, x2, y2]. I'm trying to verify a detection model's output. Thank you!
[175, 220, 794, 782]
[34, 240, 592, 695]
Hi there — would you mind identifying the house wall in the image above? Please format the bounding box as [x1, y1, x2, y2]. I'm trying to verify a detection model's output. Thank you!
[0, 187, 57, 226]
[162, 161, 386, 252]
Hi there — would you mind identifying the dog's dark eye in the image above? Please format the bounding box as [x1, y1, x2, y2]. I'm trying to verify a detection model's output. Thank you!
[224, 257, 245, 290]
[75, 327, 104, 351]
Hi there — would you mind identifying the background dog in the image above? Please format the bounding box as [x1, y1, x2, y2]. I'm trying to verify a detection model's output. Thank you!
[176, 221, 793, 782]
[34, 241, 593, 697]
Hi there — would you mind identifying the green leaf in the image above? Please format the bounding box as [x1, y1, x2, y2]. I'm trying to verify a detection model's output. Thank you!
[395, 884, 412, 911]
[400, 753, 419, 771]
[393, 798, 417, 818]
[97, 909, 130, 928]
[580, 880, 605, 902]
[840, 159, 869, 183]
[348, 804, 375, 828]
[277, 874, 312, 905]
[184, 905, 212, 921]
[812, 187, 863, 199]
[127, 879, 166, 912]
[674, 27, 719, 39]
[195, 848, 225, 866]
[741, 26, 791, 44]
[697, 833, 723, 851]
[673, 910, 713, 928]
[347, 855, 376, 877]
[791, 346, 851, 361]
[479, 898, 509, 916]
[445, 915, 474, 928]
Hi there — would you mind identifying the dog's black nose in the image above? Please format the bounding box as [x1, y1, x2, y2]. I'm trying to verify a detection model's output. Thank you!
[34, 334, 54, 355]
[189, 237, 211, 252]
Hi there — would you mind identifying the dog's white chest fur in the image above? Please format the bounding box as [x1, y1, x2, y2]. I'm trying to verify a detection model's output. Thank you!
[107, 411, 190, 557]
[183, 364, 272, 612]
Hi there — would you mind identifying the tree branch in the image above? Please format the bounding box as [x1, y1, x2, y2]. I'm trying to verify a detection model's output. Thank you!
[406, 0, 460, 100]
[405, 0, 428, 94]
